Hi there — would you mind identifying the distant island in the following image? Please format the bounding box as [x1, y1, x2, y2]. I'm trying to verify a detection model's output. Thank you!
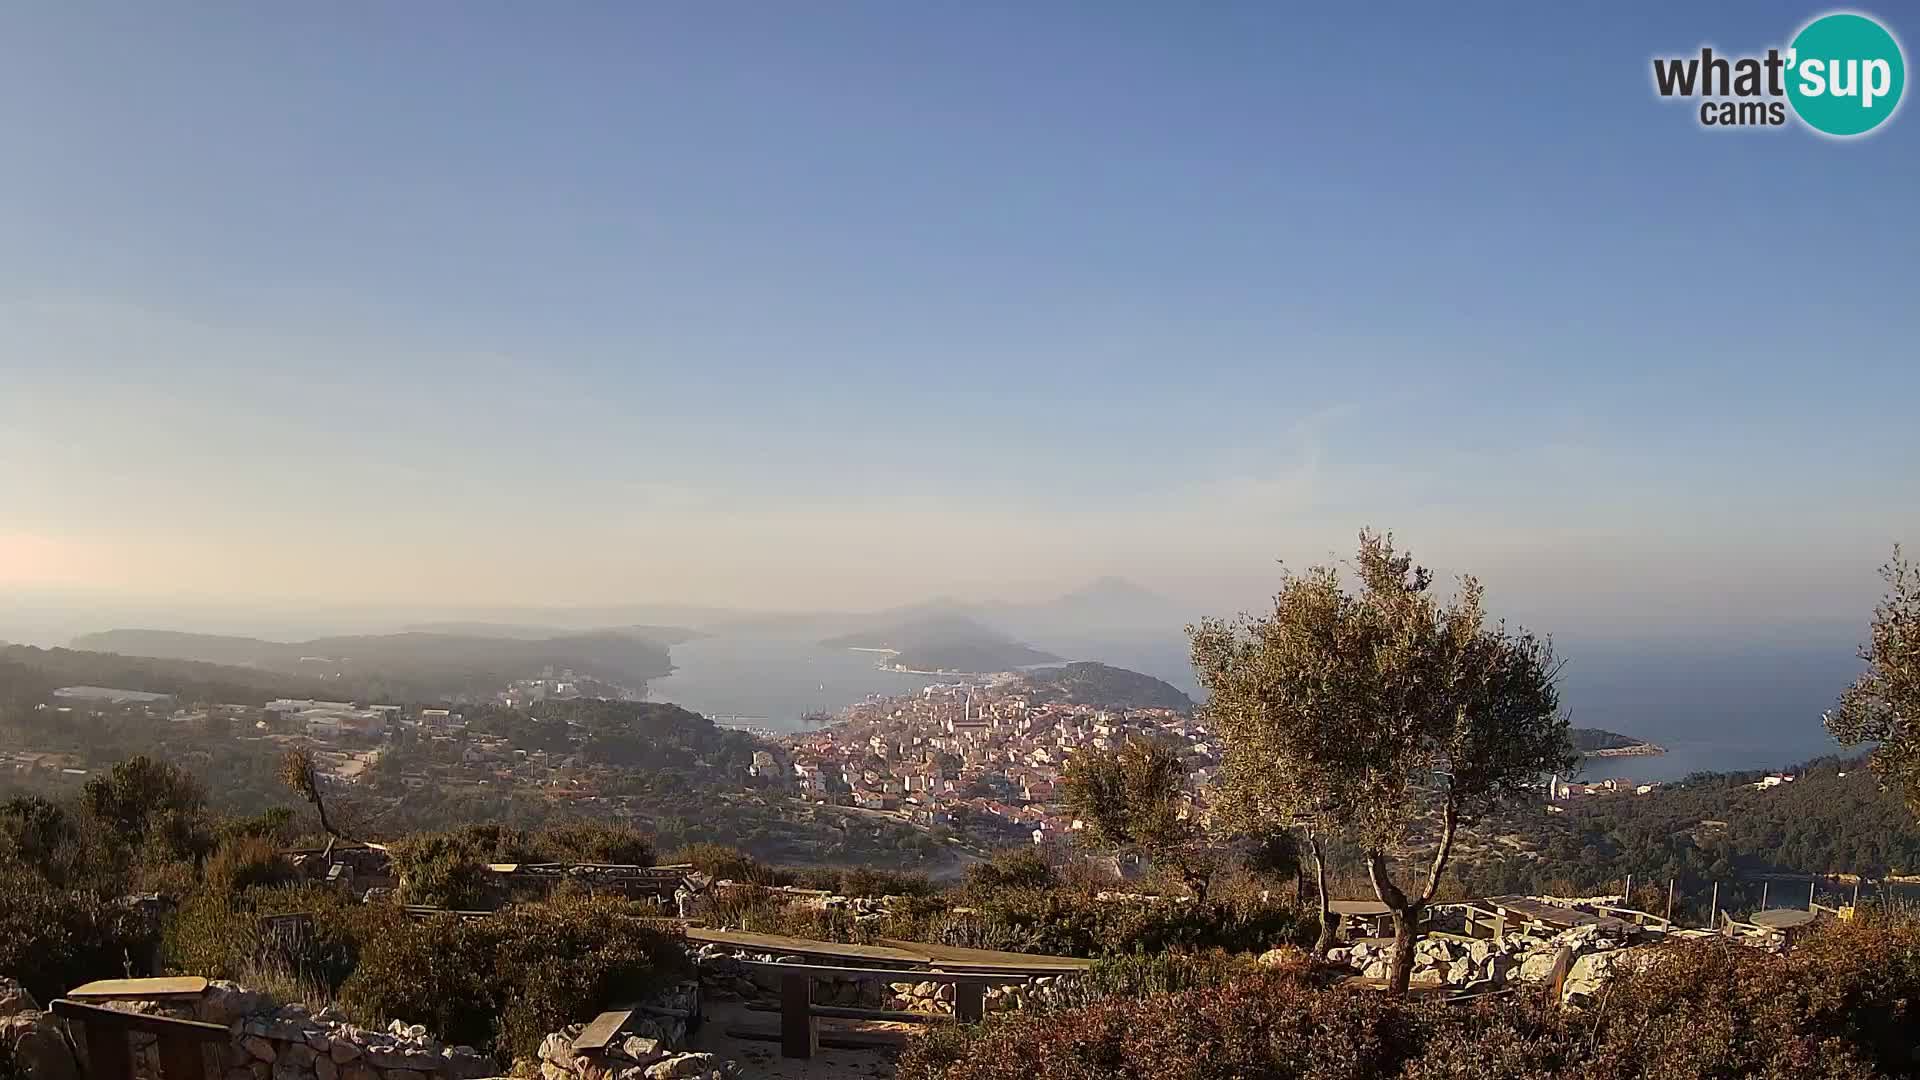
[1014, 661, 1193, 712]
[1570, 727, 1666, 757]
[68, 627, 674, 701]
[821, 613, 1060, 674]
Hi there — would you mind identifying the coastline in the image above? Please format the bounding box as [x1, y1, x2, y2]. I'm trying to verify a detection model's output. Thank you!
[1582, 743, 1667, 758]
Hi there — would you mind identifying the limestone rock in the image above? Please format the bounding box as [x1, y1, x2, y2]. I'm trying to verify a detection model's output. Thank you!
[616, 1037, 667, 1068]
[244, 1036, 280, 1063]
[0, 979, 39, 1019]
[643, 1054, 717, 1080]
[2, 1010, 79, 1080]
[316, 1054, 338, 1080]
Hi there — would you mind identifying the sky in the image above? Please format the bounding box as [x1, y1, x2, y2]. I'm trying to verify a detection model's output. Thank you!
[2, 2, 1916, 637]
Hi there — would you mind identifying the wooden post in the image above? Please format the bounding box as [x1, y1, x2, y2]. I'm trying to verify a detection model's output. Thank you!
[780, 972, 817, 1060]
[1809, 880, 1817, 910]
[1710, 883, 1719, 931]
[954, 979, 986, 1024]
[79, 1017, 133, 1080]
[1761, 882, 1769, 911]
[1853, 880, 1861, 909]
[1666, 880, 1675, 924]
[1624, 874, 1633, 903]
[1546, 946, 1573, 1005]
[157, 1034, 210, 1080]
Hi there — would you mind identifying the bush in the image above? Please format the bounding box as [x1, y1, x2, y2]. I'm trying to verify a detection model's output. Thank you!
[662, 843, 767, 883]
[0, 865, 157, 1002]
[163, 884, 391, 996]
[898, 914, 1920, 1080]
[202, 835, 299, 899]
[388, 831, 497, 910]
[338, 896, 689, 1062]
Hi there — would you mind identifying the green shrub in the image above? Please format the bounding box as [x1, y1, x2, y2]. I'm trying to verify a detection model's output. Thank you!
[662, 843, 767, 883]
[389, 832, 497, 909]
[898, 915, 1920, 1080]
[163, 884, 392, 995]
[338, 896, 689, 1062]
[0, 865, 157, 1002]
[202, 835, 299, 899]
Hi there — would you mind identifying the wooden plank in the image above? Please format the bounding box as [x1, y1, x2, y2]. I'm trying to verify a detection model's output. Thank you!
[780, 972, 817, 1060]
[1750, 908, 1817, 930]
[51, 1002, 230, 1041]
[80, 1013, 133, 1080]
[1483, 896, 1632, 933]
[569, 1009, 636, 1053]
[736, 961, 1028, 985]
[953, 980, 985, 1024]
[68, 977, 209, 1000]
[1326, 899, 1393, 916]
[685, 927, 932, 966]
[745, 1002, 957, 1025]
[878, 940, 1093, 973]
[726, 1026, 909, 1052]
[157, 1034, 211, 1080]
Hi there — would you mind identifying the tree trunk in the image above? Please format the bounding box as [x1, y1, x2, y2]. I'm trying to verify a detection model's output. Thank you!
[1366, 849, 1421, 995]
[1307, 831, 1336, 957]
[1387, 906, 1418, 993]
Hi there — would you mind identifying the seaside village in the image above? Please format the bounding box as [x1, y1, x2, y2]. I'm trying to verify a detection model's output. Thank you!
[779, 680, 1212, 843]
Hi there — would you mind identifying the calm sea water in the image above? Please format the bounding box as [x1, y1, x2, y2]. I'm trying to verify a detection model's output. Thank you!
[649, 632, 1863, 783]
[645, 634, 943, 724]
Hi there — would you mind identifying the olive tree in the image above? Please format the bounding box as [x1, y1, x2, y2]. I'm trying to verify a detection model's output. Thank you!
[1062, 736, 1218, 901]
[1189, 530, 1571, 993]
[1827, 546, 1920, 815]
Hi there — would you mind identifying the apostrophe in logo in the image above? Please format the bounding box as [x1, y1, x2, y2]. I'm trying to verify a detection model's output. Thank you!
[1651, 10, 1905, 137]
[1785, 13, 1904, 136]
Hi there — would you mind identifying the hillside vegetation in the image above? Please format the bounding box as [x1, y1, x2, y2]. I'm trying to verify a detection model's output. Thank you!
[70, 628, 674, 700]
[1016, 661, 1194, 711]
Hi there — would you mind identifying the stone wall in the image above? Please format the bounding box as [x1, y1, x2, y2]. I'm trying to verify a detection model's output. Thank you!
[533, 1022, 733, 1080]
[1327, 922, 1676, 1002]
[0, 977, 497, 1080]
[692, 943, 1079, 1016]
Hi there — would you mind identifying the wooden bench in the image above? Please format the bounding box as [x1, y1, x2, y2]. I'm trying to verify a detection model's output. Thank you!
[52, 999, 230, 1080]
[728, 961, 1030, 1059]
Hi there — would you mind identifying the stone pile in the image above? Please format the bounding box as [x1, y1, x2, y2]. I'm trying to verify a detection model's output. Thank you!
[535, 1024, 736, 1080]
[0, 977, 498, 1080]
[690, 946, 888, 1010]
[1328, 922, 1662, 1002]
[887, 975, 1076, 1015]
[2, 978, 78, 1080]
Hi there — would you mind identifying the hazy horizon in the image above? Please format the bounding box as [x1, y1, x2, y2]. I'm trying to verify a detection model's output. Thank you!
[5, 3, 1916, 646]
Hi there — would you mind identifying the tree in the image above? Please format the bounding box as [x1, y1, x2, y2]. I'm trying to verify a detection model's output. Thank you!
[1189, 530, 1572, 993]
[1827, 545, 1920, 815]
[82, 754, 207, 844]
[278, 748, 346, 840]
[1062, 736, 1219, 901]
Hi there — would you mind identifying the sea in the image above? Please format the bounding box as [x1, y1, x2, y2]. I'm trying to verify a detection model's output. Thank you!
[648, 631, 1865, 783]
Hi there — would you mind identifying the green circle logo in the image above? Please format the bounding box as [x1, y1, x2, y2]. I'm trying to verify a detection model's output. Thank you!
[1786, 12, 1905, 136]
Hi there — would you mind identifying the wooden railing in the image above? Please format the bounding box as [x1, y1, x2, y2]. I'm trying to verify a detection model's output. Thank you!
[729, 961, 1030, 1059]
[51, 1000, 229, 1080]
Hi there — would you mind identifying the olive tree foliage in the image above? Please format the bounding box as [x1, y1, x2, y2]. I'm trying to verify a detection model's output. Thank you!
[1062, 736, 1219, 901]
[1189, 530, 1572, 993]
[1827, 546, 1920, 816]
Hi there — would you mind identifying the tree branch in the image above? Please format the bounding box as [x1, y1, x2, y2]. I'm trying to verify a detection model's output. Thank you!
[1366, 849, 1409, 913]
[1419, 797, 1459, 906]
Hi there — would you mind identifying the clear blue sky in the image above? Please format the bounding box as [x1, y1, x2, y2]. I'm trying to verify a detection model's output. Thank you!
[2, 2, 1914, 629]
